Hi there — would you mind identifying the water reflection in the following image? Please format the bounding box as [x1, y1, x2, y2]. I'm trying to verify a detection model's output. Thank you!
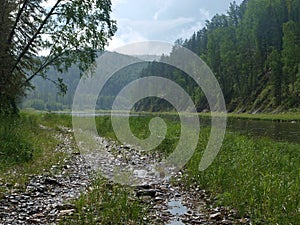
[66, 111, 300, 144]
[227, 118, 300, 144]
[65, 112, 141, 117]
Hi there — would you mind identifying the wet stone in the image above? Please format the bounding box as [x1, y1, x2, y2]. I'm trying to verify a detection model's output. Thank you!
[0, 127, 252, 225]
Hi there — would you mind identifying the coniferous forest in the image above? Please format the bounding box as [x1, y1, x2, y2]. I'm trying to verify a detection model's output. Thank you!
[23, 0, 300, 113]
[136, 0, 300, 112]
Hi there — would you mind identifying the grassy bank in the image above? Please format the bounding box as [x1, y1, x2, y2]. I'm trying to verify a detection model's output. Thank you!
[27, 108, 300, 122]
[135, 110, 300, 122]
[225, 112, 300, 122]
[0, 113, 71, 195]
[187, 129, 300, 224]
[4, 112, 299, 224]
[0, 112, 147, 223]
[91, 115, 300, 224]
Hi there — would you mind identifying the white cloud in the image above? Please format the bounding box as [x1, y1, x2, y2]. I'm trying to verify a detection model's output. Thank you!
[129, 17, 195, 34]
[174, 8, 210, 40]
[111, 0, 127, 11]
[107, 16, 195, 50]
[113, 41, 173, 56]
[107, 0, 243, 51]
[111, 0, 127, 5]
[153, 0, 173, 20]
[107, 29, 147, 51]
[199, 8, 211, 20]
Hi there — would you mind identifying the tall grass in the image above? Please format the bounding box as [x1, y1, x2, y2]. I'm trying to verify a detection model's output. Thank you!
[0, 115, 35, 168]
[0, 113, 147, 223]
[7, 113, 296, 224]
[0, 113, 70, 196]
[95, 115, 181, 156]
[186, 129, 300, 224]
[60, 178, 146, 225]
[93, 115, 300, 224]
[224, 112, 300, 122]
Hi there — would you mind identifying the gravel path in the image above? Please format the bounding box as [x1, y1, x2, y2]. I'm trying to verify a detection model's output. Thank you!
[0, 127, 251, 224]
[0, 129, 93, 224]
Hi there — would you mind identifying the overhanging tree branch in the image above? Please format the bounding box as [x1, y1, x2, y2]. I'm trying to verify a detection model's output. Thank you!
[11, 0, 62, 74]
[22, 24, 82, 85]
[23, 51, 66, 85]
[1, 0, 116, 114]
[8, 0, 29, 45]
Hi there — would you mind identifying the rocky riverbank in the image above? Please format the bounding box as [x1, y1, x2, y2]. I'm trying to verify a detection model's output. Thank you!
[79, 134, 251, 224]
[0, 127, 251, 224]
[0, 128, 93, 224]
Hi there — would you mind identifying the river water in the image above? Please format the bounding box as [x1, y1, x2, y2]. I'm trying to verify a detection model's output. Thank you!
[68, 112, 300, 144]
[157, 115, 300, 144]
[226, 118, 300, 144]
[158, 114, 300, 144]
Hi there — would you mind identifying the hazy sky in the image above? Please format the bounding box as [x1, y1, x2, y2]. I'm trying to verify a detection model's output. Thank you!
[108, 0, 244, 50]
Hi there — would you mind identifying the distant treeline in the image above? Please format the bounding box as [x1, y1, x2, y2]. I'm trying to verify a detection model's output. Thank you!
[22, 53, 147, 111]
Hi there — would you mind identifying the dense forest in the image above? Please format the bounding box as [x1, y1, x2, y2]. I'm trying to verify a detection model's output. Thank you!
[137, 0, 300, 112]
[23, 0, 300, 113]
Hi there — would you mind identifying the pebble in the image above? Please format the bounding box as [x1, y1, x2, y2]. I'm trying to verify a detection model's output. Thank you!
[0, 130, 93, 225]
[0, 126, 252, 225]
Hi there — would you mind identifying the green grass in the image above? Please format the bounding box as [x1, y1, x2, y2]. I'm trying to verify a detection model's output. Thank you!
[139, 110, 300, 122]
[135, 110, 300, 122]
[0, 112, 72, 196]
[0, 112, 147, 223]
[186, 129, 300, 224]
[225, 112, 300, 122]
[95, 115, 181, 156]
[4, 112, 298, 224]
[91, 115, 300, 224]
[60, 177, 147, 225]
[0, 115, 34, 166]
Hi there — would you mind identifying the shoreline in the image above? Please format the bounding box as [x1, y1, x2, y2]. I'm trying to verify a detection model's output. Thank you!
[22, 109, 300, 122]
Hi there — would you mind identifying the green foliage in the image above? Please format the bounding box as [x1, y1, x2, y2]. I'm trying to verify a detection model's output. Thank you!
[60, 178, 146, 224]
[0, 0, 116, 114]
[94, 114, 300, 224]
[269, 49, 282, 105]
[138, 0, 300, 112]
[46, 101, 64, 111]
[0, 112, 74, 197]
[22, 53, 146, 111]
[186, 129, 300, 224]
[23, 98, 46, 110]
[282, 20, 300, 97]
[0, 116, 34, 166]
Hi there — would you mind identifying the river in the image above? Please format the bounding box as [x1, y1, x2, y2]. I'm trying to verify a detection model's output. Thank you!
[226, 118, 300, 144]
[68, 112, 300, 144]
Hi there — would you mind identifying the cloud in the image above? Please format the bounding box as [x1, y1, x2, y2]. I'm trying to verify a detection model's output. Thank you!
[113, 41, 173, 56]
[199, 8, 211, 20]
[111, 0, 127, 5]
[107, 0, 244, 50]
[129, 17, 195, 34]
[106, 29, 147, 51]
[41, 0, 57, 8]
[153, 0, 173, 20]
[107, 15, 196, 50]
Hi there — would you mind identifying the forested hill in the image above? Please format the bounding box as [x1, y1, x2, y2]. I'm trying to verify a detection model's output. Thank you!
[138, 0, 300, 113]
[22, 52, 147, 111]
